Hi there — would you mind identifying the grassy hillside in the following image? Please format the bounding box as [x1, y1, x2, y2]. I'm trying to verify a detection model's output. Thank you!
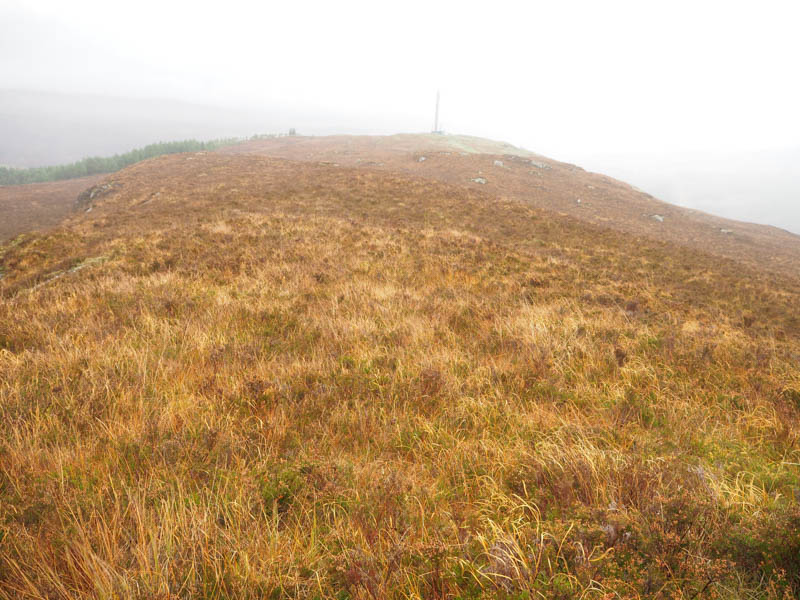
[1, 152, 799, 598]
[220, 135, 800, 278]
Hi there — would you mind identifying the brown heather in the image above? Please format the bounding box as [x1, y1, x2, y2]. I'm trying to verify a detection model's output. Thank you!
[1, 148, 800, 599]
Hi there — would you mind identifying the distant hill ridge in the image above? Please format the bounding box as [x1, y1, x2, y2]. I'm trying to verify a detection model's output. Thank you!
[219, 134, 800, 278]
[3, 133, 800, 280]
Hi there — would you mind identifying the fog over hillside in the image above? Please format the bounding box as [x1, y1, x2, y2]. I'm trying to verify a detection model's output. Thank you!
[0, 90, 268, 167]
[578, 149, 800, 235]
[0, 90, 414, 168]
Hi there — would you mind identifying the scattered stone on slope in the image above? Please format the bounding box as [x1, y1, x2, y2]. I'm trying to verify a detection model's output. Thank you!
[503, 154, 533, 165]
[75, 182, 116, 212]
[471, 177, 487, 184]
[652, 214, 665, 223]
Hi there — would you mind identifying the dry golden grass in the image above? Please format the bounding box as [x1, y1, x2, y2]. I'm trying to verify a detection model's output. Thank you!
[1, 152, 799, 599]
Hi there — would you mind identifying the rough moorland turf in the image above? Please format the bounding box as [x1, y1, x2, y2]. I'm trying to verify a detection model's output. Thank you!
[1, 153, 799, 599]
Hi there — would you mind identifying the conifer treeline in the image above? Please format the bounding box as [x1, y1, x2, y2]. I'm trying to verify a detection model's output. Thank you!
[0, 138, 244, 185]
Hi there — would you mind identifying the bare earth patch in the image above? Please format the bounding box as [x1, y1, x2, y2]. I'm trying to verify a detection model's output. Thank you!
[0, 175, 106, 242]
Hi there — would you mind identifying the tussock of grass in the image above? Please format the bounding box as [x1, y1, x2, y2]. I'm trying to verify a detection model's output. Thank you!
[1, 153, 799, 598]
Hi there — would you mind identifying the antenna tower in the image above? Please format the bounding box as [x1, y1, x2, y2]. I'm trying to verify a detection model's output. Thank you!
[433, 91, 441, 134]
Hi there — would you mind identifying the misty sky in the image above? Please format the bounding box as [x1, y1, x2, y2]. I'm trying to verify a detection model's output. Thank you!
[2, 0, 800, 231]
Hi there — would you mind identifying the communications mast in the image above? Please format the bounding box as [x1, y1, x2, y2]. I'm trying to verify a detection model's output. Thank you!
[432, 91, 443, 134]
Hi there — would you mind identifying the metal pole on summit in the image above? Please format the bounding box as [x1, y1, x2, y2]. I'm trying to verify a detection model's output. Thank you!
[434, 90, 440, 133]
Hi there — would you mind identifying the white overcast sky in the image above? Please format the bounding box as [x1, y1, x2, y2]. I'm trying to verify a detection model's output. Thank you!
[2, 0, 800, 161]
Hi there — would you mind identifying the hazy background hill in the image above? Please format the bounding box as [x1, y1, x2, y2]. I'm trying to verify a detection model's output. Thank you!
[0, 90, 282, 167]
[0, 90, 412, 168]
